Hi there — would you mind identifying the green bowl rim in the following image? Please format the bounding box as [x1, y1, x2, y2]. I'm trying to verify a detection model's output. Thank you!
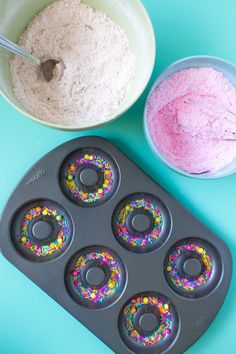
[0, 0, 156, 131]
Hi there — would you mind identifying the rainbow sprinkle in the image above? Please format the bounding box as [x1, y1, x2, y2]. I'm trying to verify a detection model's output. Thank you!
[71, 249, 122, 304]
[165, 242, 213, 291]
[65, 152, 114, 205]
[114, 198, 163, 251]
[18, 206, 71, 257]
[122, 295, 173, 346]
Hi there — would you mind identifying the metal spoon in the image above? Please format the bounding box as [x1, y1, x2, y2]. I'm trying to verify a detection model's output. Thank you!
[0, 34, 59, 82]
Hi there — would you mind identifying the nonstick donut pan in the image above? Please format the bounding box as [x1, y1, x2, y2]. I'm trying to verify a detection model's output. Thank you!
[0, 136, 232, 354]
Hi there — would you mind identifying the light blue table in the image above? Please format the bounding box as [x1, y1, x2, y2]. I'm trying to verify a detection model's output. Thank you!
[0, 0, 235, 353]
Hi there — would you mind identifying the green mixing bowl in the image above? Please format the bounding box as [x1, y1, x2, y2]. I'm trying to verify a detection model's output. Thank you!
[0, 0, 156, 131]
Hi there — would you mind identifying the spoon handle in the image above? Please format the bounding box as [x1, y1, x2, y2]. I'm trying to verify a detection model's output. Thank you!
[0, 35, 41, 66]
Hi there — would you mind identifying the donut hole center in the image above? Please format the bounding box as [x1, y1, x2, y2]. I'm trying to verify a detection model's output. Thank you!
[76, 166, 104, 192]
[132, 213, 151, 233]
[80, 168, 99, 187]
[32, 221, 52, 241]
[29, 215, 60, 244]
[176, 253, 204, 280]
[183, 258, 203, 278]
[86, 267, 106, 288]
[134, 305, 161, 335]
[139, 313, 159, 334]
[82, 260, 110, 289]
[127, 209, 153, 235]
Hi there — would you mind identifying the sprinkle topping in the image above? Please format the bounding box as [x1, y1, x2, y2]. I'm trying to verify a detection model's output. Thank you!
[165, 242, 213, 291]
[114, 198, 164, 251]
[64, 151, 115, 205]
[18, 205, 72, 257]
[122, 294, 174, 346]
[71, 249, 123, 304]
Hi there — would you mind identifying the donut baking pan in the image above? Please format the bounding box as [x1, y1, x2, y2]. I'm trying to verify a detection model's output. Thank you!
[0, 136, 232, 354]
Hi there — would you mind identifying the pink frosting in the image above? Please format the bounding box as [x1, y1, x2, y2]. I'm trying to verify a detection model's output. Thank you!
[147, 68, 236, 174]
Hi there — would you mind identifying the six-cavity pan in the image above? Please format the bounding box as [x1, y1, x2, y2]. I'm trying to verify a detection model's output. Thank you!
[0, 136, 232, 354]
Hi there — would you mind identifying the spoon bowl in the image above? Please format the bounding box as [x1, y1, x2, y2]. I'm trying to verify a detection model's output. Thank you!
[41, 59, 59, 82]
[0, 34, 58, 82]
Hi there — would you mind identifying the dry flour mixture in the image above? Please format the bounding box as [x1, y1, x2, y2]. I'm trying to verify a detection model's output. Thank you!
[10, 0, 135, 127]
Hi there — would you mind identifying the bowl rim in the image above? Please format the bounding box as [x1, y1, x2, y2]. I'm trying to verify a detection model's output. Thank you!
[0, 0, 156, 131]
[143, 55, 236, 179]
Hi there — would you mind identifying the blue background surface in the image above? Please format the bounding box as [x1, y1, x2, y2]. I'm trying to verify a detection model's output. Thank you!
[0, 0, 236, 353]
